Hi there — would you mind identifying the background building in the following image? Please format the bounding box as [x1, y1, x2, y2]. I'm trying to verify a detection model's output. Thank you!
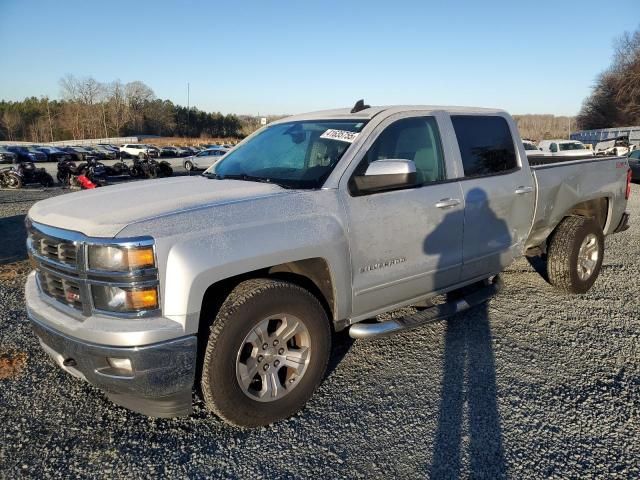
[571, 126, 640, 146]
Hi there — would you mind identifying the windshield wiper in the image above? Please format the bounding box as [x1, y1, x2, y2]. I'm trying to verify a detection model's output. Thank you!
[209, 173, 294, 189]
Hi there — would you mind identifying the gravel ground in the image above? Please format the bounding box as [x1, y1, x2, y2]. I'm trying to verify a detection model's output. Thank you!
[0, 184, 638, 479]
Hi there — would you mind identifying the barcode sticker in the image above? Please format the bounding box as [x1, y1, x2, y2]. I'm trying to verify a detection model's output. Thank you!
[320, 129, 359, 143]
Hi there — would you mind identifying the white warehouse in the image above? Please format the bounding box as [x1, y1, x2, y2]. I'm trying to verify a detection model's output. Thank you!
[570, 126, 640, 147]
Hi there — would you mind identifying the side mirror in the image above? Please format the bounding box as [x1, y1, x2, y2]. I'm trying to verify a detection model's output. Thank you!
[351, 159, 418, 195]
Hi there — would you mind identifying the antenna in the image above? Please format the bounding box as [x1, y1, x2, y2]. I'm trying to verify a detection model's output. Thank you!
[350, 99, 370, 114]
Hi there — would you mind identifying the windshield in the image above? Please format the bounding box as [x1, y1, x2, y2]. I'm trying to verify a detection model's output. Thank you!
[208, 120, 367, 188]
[559, 142, 585, 151]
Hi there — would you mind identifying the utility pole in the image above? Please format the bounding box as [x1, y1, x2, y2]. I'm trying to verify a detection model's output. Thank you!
[186, 82, 190, 138]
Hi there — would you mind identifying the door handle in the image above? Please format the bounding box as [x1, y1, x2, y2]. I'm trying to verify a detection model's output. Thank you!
[435, 198, 461, 209]
[514, 186, 533, 195]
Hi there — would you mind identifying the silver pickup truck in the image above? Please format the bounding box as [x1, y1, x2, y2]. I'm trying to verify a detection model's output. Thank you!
[25, 104, 632, 427]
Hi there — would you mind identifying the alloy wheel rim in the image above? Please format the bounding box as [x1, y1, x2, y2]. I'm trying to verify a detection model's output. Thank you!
[577, 233, 599, 281]
[235, 314, 311, 402]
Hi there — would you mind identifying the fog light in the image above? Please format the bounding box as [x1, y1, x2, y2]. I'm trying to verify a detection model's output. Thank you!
[107, 357, 132, 372]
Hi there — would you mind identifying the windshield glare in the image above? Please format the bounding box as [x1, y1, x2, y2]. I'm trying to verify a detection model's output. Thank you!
[559, 142, 585, 151]
[207, 120, 367, 188]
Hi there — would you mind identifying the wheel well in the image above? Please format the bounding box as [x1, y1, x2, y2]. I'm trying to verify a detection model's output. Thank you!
[196, 258, 335, 339]
[566, 197, 608, 231]
[194, 258, 336, 388]
[526, 197, 609, 257]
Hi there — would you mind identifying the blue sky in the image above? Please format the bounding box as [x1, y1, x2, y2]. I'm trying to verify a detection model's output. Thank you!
[1, 0, 638, 116]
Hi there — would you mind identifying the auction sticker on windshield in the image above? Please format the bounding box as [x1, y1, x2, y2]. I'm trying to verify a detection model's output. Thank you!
[320, 129, 360, 143]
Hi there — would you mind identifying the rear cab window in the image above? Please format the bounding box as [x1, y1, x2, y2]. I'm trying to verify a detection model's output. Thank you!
[451, 115, 518, 177]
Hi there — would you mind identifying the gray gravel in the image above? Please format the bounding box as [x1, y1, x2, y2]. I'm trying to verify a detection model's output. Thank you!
[1, 184, 639, 479]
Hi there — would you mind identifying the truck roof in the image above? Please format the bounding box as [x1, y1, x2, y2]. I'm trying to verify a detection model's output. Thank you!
[278, 105, 508, 122]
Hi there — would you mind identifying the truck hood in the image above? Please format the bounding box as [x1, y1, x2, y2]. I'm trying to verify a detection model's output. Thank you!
[28, 176, 289, 237]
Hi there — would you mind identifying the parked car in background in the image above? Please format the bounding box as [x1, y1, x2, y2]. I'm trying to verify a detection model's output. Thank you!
[120, 144, 160, 159]
[174, 146, 191, 157]
[6, 145, 47, 162]
[159, 146, 178, 157]
[97, 144, 121, 154]
[538, 140, 594, 157]
[0, 146, 18, 164]
[628, 149, 640, 181]
[595, 137, 635, 156]
[60, 146, 96, 162]
[85, 145, 118, 160]
[183, 147, 229, 171]
[35, 146, 73, 163]
[522, 140, 549, 157]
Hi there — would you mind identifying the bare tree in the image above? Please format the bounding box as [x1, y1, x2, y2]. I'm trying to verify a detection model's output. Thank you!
[0, 111, 22, 140]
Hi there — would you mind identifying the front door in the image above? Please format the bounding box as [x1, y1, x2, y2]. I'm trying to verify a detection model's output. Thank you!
[341, 115, 465, 318]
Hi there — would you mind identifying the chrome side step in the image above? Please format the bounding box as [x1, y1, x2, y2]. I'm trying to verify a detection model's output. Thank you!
[348, 276, 503, 339]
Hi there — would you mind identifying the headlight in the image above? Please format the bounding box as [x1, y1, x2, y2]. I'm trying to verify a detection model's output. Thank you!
[88, 245, 155, 271]
[92, 285, 158, 312]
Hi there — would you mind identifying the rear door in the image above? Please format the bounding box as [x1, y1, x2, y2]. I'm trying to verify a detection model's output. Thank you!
[449, 114, 535, 280]
[341, 113, 464, 317]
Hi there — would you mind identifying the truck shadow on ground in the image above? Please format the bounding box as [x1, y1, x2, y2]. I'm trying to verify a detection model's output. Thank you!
[0, 214, 27, 265]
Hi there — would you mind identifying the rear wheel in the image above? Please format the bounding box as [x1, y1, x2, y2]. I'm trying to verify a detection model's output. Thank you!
[5, 173, 22, 189]
[547, 216, 604, 294]
[184, 160, 193, 171]
[201, 279, 331, 427]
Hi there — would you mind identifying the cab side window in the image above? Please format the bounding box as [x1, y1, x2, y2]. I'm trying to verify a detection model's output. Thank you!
[357, 116, 446, 184]
[451, 115, 518, 177]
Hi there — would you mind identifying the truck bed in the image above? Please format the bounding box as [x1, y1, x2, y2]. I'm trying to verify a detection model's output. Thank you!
[525, 155, 628, 249]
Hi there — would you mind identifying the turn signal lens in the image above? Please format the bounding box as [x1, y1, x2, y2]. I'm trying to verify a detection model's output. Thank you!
[125, 248, 155, 269]
[127, 288, 158, 310]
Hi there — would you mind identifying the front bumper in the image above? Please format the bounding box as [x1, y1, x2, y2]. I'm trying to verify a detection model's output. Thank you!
[26, 274, 197, 418]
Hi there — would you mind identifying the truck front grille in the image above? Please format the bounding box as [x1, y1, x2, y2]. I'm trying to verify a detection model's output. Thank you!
[29, 230, 79, 266]
[28, 223, 87, 316]
[37, 270, 83, 310]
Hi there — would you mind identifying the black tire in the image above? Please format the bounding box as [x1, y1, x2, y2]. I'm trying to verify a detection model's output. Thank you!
[547, 216, 604, 294]
[41, 173, 54, 187]
[6, 173, 22, 189]
[159, 162, 173, 177]
[201, 278, 331, 427]
[184, 160, 193, 171]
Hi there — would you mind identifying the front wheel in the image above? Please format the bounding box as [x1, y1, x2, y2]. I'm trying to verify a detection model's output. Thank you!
[547, 216, 604, 294]
[184, 160, 193, 171]
[40, 172, 54, 187]
[201, 279, 331, 427]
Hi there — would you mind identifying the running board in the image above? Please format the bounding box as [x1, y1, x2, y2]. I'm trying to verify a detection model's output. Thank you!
[348, 276, 503, 339]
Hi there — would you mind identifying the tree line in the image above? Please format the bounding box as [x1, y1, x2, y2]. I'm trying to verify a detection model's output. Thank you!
[513, 114, 575, 142]
[577, 26, 640, 130]
[0, 75, 249, 142]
